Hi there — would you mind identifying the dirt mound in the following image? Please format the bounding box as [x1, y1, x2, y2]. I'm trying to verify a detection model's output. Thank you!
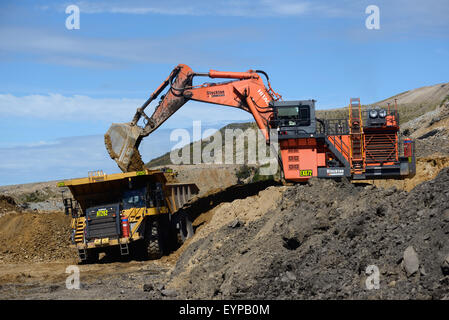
[161, 180, 281, 264]
[168, 168, 449, 299]
[127, 147, 146, 172]
[190, 185, 285, 242]
[0, 195, 18, 214]
[0, 211, 77, 264]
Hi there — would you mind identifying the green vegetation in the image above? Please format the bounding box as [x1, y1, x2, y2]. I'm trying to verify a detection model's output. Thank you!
[19, 191, 48, 203]
[441, 95, 449, 107]
[396, 103, 440, 124]
[251, 166, 275, 183]
[17, 187, 58, 203]
[235, 164, 252, 180]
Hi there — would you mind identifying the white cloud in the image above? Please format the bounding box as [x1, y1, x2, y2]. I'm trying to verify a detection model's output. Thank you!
[66, 0, 449, 23]
[264, 0, 310, 16]
[71, 0, 318, 17]
[0, 26, 260, 68]
[0, 135, 117, 185]
[74, 0, 197, 15]
[0, 93, 140, 121]
[0, 93, 253, 126]
[48, 0, 449, 36]
[0, 27, 180, 65]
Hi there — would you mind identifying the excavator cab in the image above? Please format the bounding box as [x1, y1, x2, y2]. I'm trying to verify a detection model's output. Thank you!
[271, 100, 316, 137]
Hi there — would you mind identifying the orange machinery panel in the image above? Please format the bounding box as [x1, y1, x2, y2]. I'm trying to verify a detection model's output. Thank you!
[280, 138, 325, 181]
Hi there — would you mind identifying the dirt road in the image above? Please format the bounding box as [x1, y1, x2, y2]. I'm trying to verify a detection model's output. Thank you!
[0, 259, 174, 299]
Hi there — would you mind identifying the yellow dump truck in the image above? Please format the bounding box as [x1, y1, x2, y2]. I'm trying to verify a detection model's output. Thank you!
[57, 169, 198, 263]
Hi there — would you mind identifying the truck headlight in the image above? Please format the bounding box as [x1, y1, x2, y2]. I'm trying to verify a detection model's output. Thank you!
[379, 109, 387, 118]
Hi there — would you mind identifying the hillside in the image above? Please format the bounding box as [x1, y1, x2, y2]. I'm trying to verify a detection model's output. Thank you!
[146, 122, 258, 168]
[0, 181, 64, 212]
[376, 82, 449, 124]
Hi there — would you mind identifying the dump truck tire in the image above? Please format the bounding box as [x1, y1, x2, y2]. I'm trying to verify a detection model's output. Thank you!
[144, 222, 161, 259]
[179, 215, 194, 243]
[141, 217, 169, 260]
[146, 233, 161, 259]
[80, 249, 99, 264]
[157, 214, 172, 255]
[169, 218, 182, 250]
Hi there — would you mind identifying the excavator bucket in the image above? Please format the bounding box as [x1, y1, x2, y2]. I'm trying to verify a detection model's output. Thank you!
[104, 64, 195, 173]
[104, 123, 145, 172]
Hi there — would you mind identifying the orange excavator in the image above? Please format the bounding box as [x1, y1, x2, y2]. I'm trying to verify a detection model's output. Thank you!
[105, 64, 415, 182]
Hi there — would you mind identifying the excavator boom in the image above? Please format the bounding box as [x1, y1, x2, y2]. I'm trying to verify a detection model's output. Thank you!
[105, 64, 279, 172]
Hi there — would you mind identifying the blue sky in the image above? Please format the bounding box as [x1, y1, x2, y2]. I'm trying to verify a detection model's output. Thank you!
[0, 0, 448, 185]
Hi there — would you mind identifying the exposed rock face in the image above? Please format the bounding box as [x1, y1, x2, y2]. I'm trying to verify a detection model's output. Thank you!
[169, 168, 449, 300]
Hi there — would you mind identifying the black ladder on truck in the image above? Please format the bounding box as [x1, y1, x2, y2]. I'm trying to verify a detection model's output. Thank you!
[349, 98, 365, 174]
[120, 243, 129, 256]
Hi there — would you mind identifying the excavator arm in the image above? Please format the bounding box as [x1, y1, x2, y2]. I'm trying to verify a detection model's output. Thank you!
[105, 64, 282, 172]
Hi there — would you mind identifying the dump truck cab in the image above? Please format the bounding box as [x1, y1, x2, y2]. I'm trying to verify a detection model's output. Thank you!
[58, 169, 198, 263]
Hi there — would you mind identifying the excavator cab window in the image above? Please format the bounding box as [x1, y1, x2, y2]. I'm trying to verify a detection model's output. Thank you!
[276, 105, 311, 127]
[272, 100, 316, 136]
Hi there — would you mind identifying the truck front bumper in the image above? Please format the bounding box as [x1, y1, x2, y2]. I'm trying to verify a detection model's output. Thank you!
[71, 233, 142, 250]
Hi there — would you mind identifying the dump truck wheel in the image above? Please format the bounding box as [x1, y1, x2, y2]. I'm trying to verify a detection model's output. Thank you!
[157, 214, 172, 255]
[142, 218, 163, 259]
[170, 221, 182, 250]
[179, 215, 194, 243]
[80, 249, 99, 264]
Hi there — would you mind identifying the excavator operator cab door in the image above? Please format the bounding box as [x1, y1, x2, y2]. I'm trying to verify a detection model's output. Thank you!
[271, 100, 316, 138]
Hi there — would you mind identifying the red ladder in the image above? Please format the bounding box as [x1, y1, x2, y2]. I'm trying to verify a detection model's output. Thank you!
[349, 98, 364, 173]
